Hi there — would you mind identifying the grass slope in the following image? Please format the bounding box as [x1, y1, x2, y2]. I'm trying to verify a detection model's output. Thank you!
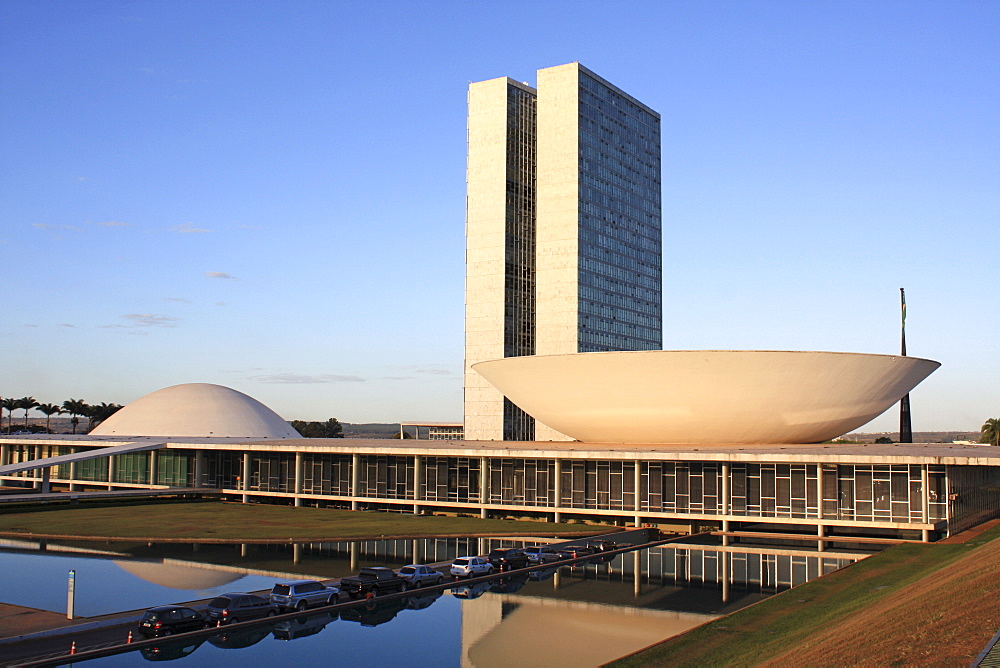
[608, 527, 1000, 668]
[610, 524, 1000, 667]
[0, 499, 611, 541]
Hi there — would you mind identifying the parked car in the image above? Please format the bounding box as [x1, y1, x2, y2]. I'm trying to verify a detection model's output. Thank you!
[450, 556, 494, 578]
[404, 591, 442, 610]
[398, 564, 446, 588]
[528, 566, 560, 582]
[524, 546, 562, 564]
[269, 580, 340, 612]
[205, 593, 278, 625]
[557, 545, 597, 560]
[588, 539, 620, 552]
[137, 605, 207, 637]
[487, 548, 529, 571]
[208, 626, 272, 650]
[340, 566, 407, 599]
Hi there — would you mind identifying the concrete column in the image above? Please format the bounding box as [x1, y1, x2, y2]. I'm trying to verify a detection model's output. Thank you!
[817, 523, 825, 552]
[350, 542, 358, 572]
[921, 465, 929, 524]
[69, 447, 79, 492]
[816, 464, 824, 519]
[294, 452, 304, 507]
[479, 457, 488, 519]
[412, 455, 422, 515]
[241, 543, 248, 558]
[1, 443, 9, 467]
[149, 450, 158, 487]
[634, 460, 642, 527]
[721, 463, 731, 546]
[721, 463, 730, 514]
[553, 459, 562, 523]
[721, 551, 731, 603]
[293, 543, 302, 564]
[633, 549, 641, 597]
[478, 537, 486, 556]
[412, 539, 420, 564]
[194, 450, 205, 488]
[41, 467, 51, 494]
[241, 453, 251, 503]
[351, 454, 360, 511]
[107, 455, 116, 490]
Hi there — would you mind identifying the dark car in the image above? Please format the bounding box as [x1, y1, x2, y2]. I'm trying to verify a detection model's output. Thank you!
[557, 545, 597, 560]
[206, 593, 278, 625]
[588, 539, 620, 552]
[487, 548, 529, 571]
[137, 606, 207, 637]
[340, 566, 407, 599]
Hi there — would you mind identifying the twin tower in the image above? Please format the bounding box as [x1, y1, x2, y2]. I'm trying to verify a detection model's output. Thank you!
[464, 63, 663, 441]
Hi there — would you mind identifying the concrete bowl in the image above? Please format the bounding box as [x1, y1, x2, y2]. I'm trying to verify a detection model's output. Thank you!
[472, 350, 940, 444]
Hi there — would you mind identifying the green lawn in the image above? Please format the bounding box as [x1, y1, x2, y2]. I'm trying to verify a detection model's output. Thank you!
[608, 523, 1000, 667]
[0, 498, 613, 541]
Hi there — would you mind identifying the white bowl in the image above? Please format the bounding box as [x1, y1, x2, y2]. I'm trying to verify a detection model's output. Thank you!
[472, 350, 940, 444]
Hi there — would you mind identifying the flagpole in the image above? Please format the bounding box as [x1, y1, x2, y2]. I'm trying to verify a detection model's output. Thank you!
[899, 288, 912, 443]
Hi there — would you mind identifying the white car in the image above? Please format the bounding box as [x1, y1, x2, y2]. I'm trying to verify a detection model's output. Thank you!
[450, 556, 494, 578]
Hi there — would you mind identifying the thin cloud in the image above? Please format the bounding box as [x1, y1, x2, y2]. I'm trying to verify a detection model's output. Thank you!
[251, 373, 366, 384]
[383, 376, 414, 381]
[205, 272, 235, 280]
[416, 368, 453, 376]
[123, 314, 180, 327]
[96, 221, 132, 228]
[172, 222, 211, 234]
[59, 323, 75, 328]
[164, 297, 190, 303]
[33, 223, 80, 231]
[24, 324, 37, 328]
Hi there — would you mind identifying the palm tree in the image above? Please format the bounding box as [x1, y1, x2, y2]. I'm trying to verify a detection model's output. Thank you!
[36, 403, 64, 433]
[86, 402, 123, 432]
[980, 418, 1000, 447]
[62, 399, 88, 435]
[17, 397, 39, 431]
[2, 397, 18, 434]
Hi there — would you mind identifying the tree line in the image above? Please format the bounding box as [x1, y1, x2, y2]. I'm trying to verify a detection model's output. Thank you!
[0, 396, 123, 435]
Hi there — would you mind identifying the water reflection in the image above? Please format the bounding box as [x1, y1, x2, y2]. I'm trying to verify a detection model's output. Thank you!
[0, 536, 874, 667]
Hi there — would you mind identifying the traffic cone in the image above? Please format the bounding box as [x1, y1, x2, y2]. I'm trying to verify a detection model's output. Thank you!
[217, 619, 222, 627]
[126, 631, 133, 644]
[70, 641, 77, 654]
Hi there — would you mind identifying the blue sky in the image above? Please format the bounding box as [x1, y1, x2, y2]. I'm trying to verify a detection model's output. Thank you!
[1, 0, 997, 432]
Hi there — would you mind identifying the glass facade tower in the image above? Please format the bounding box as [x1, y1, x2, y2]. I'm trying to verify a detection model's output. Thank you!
[466, 63, 661, 441]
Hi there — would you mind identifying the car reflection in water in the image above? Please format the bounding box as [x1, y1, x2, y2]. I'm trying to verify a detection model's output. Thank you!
[490, 574, 529, 595]
[208, 625, 274, 650]
[450, 579, 493, 600]
[273, 611, 338, 641]
[139, 639, 205, 662]
[528, 566, 560, 582]
[405, 591, 442, 611]
[341, 597, 409, 627]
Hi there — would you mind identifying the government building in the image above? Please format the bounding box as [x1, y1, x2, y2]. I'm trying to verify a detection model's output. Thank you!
[465, 63, 662, 441]
[1, 64, 998, 546]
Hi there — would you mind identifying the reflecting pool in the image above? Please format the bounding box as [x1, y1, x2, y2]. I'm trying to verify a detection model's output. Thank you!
[0, 536, 874, 667]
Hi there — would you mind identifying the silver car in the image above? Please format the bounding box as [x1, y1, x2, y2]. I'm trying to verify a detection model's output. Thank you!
[450, 556, 494, 578]
[269, 579, 339, 612]
[398, 564, 446, 588]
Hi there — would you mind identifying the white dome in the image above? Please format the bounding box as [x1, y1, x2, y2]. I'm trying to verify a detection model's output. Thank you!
[90, 383, 301, 439]
[473, 350, 940, 444]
